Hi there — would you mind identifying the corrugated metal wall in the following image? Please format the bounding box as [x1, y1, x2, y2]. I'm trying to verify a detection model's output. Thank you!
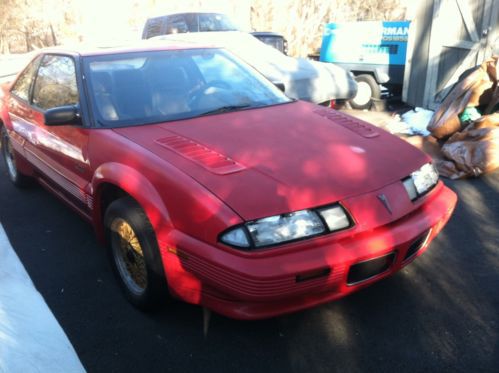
[402, 0, 433, 108]
[403, 0, 499, 109]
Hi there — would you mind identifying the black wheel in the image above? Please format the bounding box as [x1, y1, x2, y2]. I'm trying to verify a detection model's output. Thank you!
[349, 74, 381, 110]
[104, 197, 168, 310]
[1, 126, 31, 187]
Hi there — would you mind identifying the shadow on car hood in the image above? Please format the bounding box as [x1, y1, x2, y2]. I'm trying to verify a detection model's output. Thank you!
[114, 101, 428, 220]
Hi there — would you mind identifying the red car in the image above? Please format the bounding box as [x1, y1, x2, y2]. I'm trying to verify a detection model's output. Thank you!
[0, 44, 457, 319]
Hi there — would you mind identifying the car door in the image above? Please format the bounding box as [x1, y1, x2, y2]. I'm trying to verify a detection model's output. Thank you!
[23, 54, 93, 213]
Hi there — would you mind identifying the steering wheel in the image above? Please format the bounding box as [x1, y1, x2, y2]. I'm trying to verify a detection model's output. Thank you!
[188, 80, 231, 108]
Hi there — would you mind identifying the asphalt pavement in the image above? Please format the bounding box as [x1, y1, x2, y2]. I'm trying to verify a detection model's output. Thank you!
[0, 160, 497, 373]
[0, 225, 84, 372]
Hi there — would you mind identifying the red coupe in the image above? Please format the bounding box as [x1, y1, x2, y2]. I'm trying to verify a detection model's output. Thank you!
[0, 44, 457, 319]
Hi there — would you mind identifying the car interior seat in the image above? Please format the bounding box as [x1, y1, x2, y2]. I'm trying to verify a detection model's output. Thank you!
[113, 69, 152, 119]
[150, 66, 191, 116]
[91, 71, 119, 121]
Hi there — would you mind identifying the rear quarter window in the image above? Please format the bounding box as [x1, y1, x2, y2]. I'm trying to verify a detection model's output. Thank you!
[166, 15, 190, 33]
[143, 18, 164, 39]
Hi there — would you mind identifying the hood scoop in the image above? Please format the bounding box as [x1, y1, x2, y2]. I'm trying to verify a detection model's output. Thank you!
[156, 135, 245, 175]
[313, 108, 380, 138]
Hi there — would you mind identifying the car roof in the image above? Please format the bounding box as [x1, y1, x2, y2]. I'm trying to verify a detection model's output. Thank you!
[37, 40, 217, 57]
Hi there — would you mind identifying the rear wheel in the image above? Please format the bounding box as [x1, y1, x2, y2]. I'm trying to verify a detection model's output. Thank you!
[1, 126, 31, 187]
[105, 197, 168, 310]
[349, 74, 381, 110]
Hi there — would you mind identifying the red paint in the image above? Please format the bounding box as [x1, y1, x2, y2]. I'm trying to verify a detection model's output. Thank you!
[0, 46, 457, 319]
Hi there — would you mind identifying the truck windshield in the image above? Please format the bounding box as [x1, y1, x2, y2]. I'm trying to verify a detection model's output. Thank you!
[83, 48, 291, 127]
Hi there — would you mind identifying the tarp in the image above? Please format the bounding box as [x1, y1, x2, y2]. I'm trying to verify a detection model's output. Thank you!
[426, 56, 499, 179]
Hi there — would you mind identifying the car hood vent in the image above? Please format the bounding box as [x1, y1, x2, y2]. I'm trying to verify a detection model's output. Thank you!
[156, 135, 246, 175]
[313, 108, 380, 138]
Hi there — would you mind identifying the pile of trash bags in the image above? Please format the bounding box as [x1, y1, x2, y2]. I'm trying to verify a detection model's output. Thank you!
[427, 56, 499, 179]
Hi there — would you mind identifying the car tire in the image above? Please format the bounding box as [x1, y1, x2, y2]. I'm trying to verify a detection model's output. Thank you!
[104, 196, 168, 310]
[349, 74, 381, 110]
[1, 126, 31, 187]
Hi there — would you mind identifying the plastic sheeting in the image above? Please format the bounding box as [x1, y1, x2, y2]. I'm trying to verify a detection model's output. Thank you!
[438, 116, 499, 179]
[401, 107, 433, 136]
[0, 224, 84, 373]
[426, 56, 499, 179]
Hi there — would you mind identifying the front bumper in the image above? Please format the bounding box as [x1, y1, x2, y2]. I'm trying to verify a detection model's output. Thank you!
[159, 183, 457, 320]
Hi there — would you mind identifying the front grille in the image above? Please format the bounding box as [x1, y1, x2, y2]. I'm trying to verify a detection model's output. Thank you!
[296, 267, 331, 283]
[404, 230, 431, 261]
[180, 252, 344, 299]
[347, 253, 395, 285]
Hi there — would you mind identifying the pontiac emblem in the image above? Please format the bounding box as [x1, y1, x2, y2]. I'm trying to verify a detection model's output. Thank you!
[377, 194, 393, 214]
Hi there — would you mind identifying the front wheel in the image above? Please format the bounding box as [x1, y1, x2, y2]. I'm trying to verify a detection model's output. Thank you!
[349, 74, 381, 110]
[105, 197, 168, 310]
[1, 126, 31, 187]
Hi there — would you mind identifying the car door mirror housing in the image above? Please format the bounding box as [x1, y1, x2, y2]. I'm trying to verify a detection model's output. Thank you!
[44, 105, 81, 126]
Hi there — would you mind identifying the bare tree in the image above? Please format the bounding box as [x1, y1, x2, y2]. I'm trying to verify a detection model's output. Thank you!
[1, 0, 405, 55]
[0, 0, 77, 53]
[251, 0, 406, 57]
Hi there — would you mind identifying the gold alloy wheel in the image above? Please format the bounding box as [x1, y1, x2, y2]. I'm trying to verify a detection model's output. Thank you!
[111, 218, 148, 295]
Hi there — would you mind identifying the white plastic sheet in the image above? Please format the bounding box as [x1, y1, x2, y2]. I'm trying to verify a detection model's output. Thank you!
[401, 107, 433, 136]
[0, 224, 84, 373]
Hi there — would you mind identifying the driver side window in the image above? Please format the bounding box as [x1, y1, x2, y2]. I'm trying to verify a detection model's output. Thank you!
[32, 55, 79, 111]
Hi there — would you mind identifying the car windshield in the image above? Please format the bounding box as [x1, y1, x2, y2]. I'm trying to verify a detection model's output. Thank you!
[83, 48, 291, 127]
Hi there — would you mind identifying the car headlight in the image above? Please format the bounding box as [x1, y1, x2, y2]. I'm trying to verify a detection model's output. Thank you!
[403, 163, 439, 201]
[220, 205, 352, 249]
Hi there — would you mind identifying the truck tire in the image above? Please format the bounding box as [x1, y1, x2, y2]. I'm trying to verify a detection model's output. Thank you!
[349, 74, 381, 110]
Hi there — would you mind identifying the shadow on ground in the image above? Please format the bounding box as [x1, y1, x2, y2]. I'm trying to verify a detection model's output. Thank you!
[0, 159, 497, 372]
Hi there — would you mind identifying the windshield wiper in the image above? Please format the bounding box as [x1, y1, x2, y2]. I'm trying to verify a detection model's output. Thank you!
[198, 104, 251, 116]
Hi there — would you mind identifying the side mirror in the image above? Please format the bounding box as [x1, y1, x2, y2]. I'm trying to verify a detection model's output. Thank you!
[44, 105, 81, 126]
[273, 81, 285, 92]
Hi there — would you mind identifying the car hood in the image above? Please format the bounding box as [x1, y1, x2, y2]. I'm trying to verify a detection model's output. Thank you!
[153, 31, 357, 102]
[114, 101, 429, 221]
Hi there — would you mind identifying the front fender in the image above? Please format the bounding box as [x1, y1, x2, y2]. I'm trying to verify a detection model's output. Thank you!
[91, 162, 173, 243]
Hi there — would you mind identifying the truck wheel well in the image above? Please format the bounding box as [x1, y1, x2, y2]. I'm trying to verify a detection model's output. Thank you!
[351, 71, 376, 81]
